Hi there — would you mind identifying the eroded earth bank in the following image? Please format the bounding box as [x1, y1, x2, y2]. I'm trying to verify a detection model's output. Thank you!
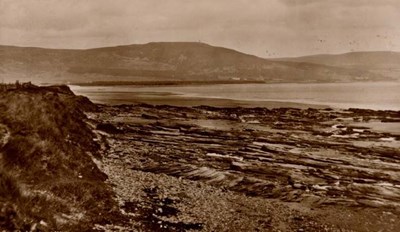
[90, 103, 400, 231]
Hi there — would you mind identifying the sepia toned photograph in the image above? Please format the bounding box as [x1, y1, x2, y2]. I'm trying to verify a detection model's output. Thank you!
[0, 0, 399, 231]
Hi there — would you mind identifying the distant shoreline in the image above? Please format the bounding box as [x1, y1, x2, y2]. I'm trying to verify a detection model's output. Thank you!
[94, 95, 328, 109]
[69, 81, 400, 111]
[70, 80, 266, 87]
[69, 86, 329, 109]
[68, 80, 400, 87]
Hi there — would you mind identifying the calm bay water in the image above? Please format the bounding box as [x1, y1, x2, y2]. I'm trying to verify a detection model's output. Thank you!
[70, 82, 400, 110]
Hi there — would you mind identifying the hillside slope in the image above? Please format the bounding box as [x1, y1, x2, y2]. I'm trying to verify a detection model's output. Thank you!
[0, 43, 390, 84]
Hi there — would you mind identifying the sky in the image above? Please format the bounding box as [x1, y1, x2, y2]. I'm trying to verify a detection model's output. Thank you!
[0, 0, 399, 58]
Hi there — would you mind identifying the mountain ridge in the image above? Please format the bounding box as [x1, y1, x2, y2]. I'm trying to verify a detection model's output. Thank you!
[0, 42, 395, 84]
[274, 51, 400, 80]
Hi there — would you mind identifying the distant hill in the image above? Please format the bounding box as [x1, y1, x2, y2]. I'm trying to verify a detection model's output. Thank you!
[0, 42, 393, 84]
[275, 51, 400, 80]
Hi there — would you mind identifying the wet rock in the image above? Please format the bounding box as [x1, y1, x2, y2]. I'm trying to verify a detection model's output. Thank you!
[141, 113, 160, 120]
[94, 104, 400, 212]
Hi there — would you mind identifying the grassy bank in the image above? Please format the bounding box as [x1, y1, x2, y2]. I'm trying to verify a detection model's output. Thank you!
[0, 85, 122, 231]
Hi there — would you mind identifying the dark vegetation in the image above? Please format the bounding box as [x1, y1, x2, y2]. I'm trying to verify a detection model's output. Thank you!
[0, 84, 123, 230]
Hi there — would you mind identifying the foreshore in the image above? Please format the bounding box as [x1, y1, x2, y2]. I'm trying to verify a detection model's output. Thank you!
[91, 102, 400, 231]
[1, 85, 399, 231]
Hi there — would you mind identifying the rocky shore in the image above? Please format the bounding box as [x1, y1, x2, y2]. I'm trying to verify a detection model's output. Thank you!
[90, 103, 400, 231]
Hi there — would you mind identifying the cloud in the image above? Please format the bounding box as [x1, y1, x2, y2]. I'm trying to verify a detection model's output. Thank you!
[281, 0, 400, 8]
[0, 0, 399, 57]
